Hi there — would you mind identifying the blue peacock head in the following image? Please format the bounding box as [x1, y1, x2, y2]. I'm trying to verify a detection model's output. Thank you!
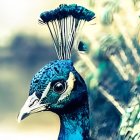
[18, 4, 95, 122]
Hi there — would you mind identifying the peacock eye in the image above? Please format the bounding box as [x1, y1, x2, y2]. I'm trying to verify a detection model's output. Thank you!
[53, 81, 67, 93]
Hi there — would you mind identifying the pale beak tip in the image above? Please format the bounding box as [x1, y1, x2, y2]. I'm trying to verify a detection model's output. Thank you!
[17, 119, 21, 123]
[17, 115, 21, 123]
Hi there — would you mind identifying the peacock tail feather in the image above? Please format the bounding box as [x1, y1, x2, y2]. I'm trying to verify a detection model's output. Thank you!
[74, 0, 140, 139]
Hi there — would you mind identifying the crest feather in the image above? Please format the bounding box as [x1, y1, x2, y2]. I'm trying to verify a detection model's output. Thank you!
[39, 4, 95, 60]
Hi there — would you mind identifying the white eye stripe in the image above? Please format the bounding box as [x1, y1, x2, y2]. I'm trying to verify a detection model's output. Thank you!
[32, 72, 75, 103]
[58, 72, 75, 102]
[29, 82, 51, 106]
[40, 82, 51, 100]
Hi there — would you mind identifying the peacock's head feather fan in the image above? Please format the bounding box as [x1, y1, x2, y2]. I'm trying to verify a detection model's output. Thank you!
[39, 4, 95, 60]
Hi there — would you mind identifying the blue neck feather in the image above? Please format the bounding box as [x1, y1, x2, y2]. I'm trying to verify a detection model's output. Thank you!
[58, 94, 89, 140]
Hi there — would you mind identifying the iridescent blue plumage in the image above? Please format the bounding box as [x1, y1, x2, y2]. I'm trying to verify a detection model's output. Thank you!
[29, 60, 74, 97]
[58, 99, 89, 140]
[29, 59, 89, 139]
[18, 4, 95, 140]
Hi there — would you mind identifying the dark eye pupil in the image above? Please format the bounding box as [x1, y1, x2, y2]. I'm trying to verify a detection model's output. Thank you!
[53, 82, 66, 93]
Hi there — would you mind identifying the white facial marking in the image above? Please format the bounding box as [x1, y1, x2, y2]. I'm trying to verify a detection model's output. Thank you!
[58, 72, 76, 102]
[17, 85, 51, 123]
[40, 82, 51, 101]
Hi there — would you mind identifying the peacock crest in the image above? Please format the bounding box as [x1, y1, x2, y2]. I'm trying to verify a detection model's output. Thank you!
[39, 4, 95, 60]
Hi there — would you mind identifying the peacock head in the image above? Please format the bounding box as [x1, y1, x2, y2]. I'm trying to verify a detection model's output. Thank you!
[18, 59, 87, 121]
[18, 4, 94, 122]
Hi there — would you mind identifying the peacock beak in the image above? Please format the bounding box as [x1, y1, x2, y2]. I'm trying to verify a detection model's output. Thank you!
[17, 93, 46, 123]
[18, 83, 51, 123]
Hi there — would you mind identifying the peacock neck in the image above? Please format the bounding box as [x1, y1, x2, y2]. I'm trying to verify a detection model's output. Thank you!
[58, 96, 89, 140]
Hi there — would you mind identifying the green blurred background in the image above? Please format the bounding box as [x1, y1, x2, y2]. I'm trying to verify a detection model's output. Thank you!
[0, 0, 140, 139]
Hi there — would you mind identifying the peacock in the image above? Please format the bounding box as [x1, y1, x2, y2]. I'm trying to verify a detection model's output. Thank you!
[18, 4, 95, 140]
